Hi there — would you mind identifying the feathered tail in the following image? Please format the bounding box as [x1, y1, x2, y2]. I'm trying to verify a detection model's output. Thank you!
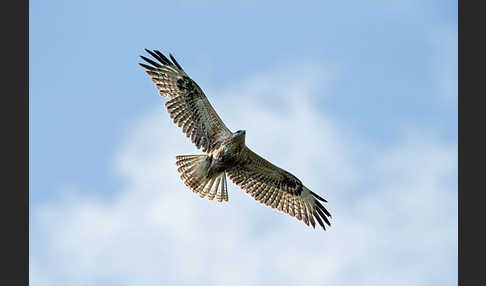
[176, 155, 229, 202]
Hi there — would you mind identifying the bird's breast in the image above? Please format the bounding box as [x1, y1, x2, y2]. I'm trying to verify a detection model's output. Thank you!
[210, 142, 241, 170]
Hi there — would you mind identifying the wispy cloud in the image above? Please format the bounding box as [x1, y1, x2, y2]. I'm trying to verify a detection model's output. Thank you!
[30, 61, 457, 286]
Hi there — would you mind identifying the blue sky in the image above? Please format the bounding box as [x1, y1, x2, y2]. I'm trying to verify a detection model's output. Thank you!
[30, 1, 457, 285]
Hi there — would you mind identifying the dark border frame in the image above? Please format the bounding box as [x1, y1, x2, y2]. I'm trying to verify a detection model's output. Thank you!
[2, 0, 29, 284]
[458, 1, 480, 285]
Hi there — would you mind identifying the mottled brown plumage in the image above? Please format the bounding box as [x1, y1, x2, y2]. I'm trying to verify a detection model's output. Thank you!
[139, 49, 332, 230]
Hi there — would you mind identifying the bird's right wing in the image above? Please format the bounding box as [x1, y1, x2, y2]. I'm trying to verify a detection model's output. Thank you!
[139, 49, 232, 153]
[226, 146, 332, 230]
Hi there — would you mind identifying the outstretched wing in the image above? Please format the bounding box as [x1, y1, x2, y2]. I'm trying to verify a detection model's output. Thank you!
[226, 147, 331, 230]
[139, 49, 232, 153]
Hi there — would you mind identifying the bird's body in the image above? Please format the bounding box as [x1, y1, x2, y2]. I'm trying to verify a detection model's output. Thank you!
[211, 130, 246, 171]
[139, 49, 332, 230]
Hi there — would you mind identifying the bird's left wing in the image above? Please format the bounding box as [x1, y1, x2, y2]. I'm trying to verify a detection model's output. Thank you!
[226, 146, 332, 230]
[139, 49, 232, 153]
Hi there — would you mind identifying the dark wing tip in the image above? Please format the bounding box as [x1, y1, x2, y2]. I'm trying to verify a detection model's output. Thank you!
[310, 190, 328, 203]
[141, 49, 174, 67]
[313, 210, 327, 230]
[154, 50, 173, 66]
[140, 55, 163, 68]
[315, 200, 332, 220]
[315, 205, 331, 227]
[169, 53, 183, 70]
[138, 63, 156, 71]
[141, 49, 184, 71]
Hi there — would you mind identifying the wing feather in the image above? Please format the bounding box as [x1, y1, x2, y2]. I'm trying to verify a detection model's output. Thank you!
[226, 147, 332, 230]
[139, 49, 232, 153]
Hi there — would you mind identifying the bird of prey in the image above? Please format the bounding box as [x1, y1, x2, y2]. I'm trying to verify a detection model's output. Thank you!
[139, 49, 332, 230]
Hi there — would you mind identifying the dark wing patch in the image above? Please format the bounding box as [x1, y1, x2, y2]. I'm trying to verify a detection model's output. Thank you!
[226, 147, 331, 230]
[139, 49, 232, 153]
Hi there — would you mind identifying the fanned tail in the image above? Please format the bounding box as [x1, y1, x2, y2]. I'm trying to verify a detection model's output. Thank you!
[176, 155, 229, 202]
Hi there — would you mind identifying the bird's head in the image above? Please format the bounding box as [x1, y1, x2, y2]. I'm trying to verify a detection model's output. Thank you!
[232, 130, 246, 145]
[236, 130, 246, 136]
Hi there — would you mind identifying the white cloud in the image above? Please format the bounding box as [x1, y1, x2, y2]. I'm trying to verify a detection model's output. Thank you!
[30, 61, 457, 286]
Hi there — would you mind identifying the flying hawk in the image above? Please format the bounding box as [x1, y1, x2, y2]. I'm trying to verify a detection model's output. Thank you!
[139, 49, 332, 230]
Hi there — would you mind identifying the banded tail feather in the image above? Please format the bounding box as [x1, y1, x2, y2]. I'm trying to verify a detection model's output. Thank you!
[175, 155, 229, 203]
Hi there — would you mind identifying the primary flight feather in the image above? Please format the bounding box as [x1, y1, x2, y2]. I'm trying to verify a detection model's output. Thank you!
[139, 49, 332, 230]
